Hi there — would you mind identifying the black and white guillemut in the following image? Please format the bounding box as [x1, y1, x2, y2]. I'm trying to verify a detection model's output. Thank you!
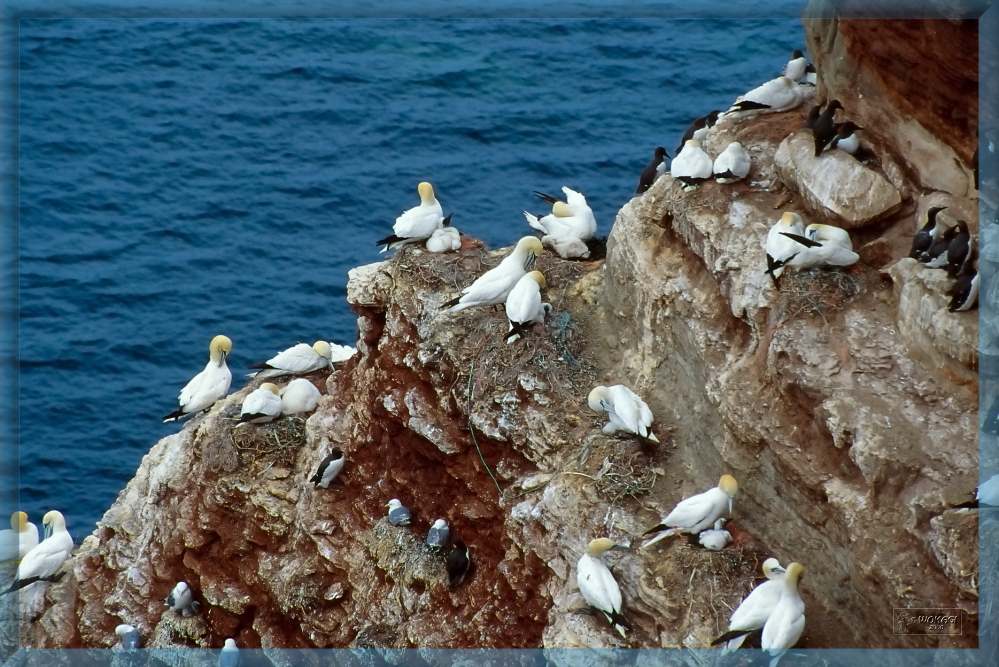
[310, 448, 346, 488]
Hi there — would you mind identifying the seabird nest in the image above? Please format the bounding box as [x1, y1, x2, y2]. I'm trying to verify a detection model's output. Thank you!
[228, 416, 308, 472]
[777, 268, 862, 323]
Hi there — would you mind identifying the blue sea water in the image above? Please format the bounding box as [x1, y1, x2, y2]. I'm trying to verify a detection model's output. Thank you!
[16, 17, 802, 539]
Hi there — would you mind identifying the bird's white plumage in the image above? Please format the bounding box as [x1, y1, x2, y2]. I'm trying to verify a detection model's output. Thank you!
[765, 213, 806, 280]
[784, 56, 807, 82]
[426, 226, 461, 253]
[251, 342, 331, 378]
[722, 559, 786, 651]
[698, 519, 732, 551]
[733, 76, 804, 113]
[713, 142, 751, 182]
[115, 624, 141, 650]
[576, 551, 624, 637]
[587, 385, 658, 442]
[14, 511, 73, 585]
[835, 132, 859, 154]
[176, 359, 231, 416]
[641, 477, 737, 550]
[761, 570, 806, 657]
[0, 513, 38, 561]
[280, 378, 321, 415]
[426, 519, 450, 547]
[240, 385, 282, 423]
[219, 638, 240, 667]
[445, 238, 542, 312]
[505, 273, 545, 334]
[312, 450, 345, 489]
[165, 581, 199, 616]
[391, 187, 444, 242]
[786, 237, 859, 270]
[805, 223, 853, 250]
[671, 140, 713, 183]
[560, 186, 598, 236]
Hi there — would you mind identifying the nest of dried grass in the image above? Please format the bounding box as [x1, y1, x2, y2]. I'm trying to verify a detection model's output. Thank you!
[595, 453, 660, 504]
[228, 416, 308, 471]
[777, 268, 862, 324]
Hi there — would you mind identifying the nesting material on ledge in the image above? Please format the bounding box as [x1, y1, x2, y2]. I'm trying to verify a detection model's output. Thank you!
[229, 416, 308, 471]
[775, 268, 862, 324]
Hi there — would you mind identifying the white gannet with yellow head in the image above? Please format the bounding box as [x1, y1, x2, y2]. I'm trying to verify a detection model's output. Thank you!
[765, 212, 806, 283]
[504, 271, 551, 343]
[729, 75, 805, 114]
[249, 340, 355, 379]
[587, 384, 659, 444]
[762, 562, 806, 663]
[376, 181, 444, 252]
[280, 377, 322, 415]
[533, 187, 597, 236]
[803, 223, 853, 250]
[781, 223, 859, 270]
[641, 474, 738, 550]
[0, 511, 39, 561]
[4, 510, 73, 594]
[441, 236, 544, 313]
[524, 199, 596, 259]
[712, 557, 787, 651]
[163, 335, 232, 422]
[238, 383, 282, 424]
[671, 139, 713, 187]
[576, 537, 629, 638]
[712, 141, 751, 183]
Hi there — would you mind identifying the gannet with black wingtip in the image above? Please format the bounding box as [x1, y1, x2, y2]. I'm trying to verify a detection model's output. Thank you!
[713, 142, 751, 183]
[504, 271, 549, 343]
[698, 518, 732, 551]
[440, 237, 543, 313]
[1, 511, 39, 561]
[762, 562, 806, 666]
[426, 217, 460, 253]
[239, 383, 282, 424]
[671, 139, 713, 187]
[387, 499, 412, 526]
[712, 557, 786, 651]
[533, 187, 597, 234]
[784, 50, 807, 82]
[577, 538, 629, 639]
[781, 228, 859, 270]
[588, 385, 659, 444]
[310, 448, 345, 488]
[765, 212, 806, 283]
[164, 581, 200, 617]
[219, 638, 240, 667]
[426, 519, 450, 548]
[641, 475, 738, 550]
[115, 624, 141, 650]
[804, 223, 853, 250]
[248, 340, 343, 379]
[376, 181, 444, 252]
[524, 202, 594, 259]
[163, 335, 232, 422]
[4, 510, 73, 594]
[729, 76, 804, 114]
[280, 378, 322, 415]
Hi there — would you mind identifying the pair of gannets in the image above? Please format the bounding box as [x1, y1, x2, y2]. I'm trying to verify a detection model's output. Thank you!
[524, 187, 597, 259]
[249, 340, 355, 379]
[239, 378, 322, 423]
[376, 181, 448, 252]
[163, 335, 233, 422]
[4, 510, 73, 594]
[587, 385, 659, 444]
[671, 140, 750, 186]
[641, 475, 738, 550]
[440, 236, 544, 312]
[713, 558, 807, 662]
[1, 511, 39, 561]
[505, 271, 551, 343]
[765, 213, 858, 281]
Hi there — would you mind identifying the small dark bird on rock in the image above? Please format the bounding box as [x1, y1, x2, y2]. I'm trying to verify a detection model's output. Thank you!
[675, 110, 721, 155]
[636, 146, 668, 194]
[812, 99, 842, 156]
[948, 241, 978, 312]
[909, 206, 946, 259]
[920, 224, 958, 268]
[945, 220, 971, 277]
[446, 540, 471, 587]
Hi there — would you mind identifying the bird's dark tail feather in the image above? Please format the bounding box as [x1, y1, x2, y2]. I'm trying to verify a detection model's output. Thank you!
[440, 295, 462, 310]
[533, 190, 560, 205]
[714, 170, 737, 180]
[504, 321, 536, 341]
[2, 572, 65, 596]
[730, 100, 771, 112]
[239, 413, 267, 423]
[712, 628, 752, 646]
[641, 523, 667, 536]
[162, 407, 187, 423]
[375, 233, 404, 247]
[248, 361, 271, 370]
[675, 176, 706, 187]
[779, 232, 822, 248]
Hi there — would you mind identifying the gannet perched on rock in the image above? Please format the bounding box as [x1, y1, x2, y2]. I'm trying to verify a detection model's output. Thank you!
[533, 186, 597, 236]
[164, 581, 200, 616]
[765, 212, 806, 283]
[803, 223, 853, 250]
[783, 50, 807, 82]
[426, 519, 450, 548]
[587, 385, 659, 443]
[163, 335, 232, 422]
[114, 624, 141, 650]
[239, 383, 282, 424]
[280, 378, 322, 415]
[4, 511, 72, 593]
[712, 557, 786, 651]
[310, 448, 345, 488]
[426, 219, 460, 253]
[729, 76, 805, 114]
[504, 271, 550, 343]
[713, 142, 751, 183]
[446, 540, 471, 587]
[641, 475, 738, 550]
[670, 139, 713, 187]
[577, 538, 629, 638]
[249, 340, 353, 379]
[219, 638, 240, 667]
[636, 146, 669, 193]
[440, 237, 543, 313]
[698, 518, 732, 551]
[781, 225, 859, 270]
[524, 202, 594, 259]
[387, 499, 412, 526]
[762, 562, 806, 665]
[376, 181, 444, 252]
[1, 511, 38, 561]
[909, 207, 946, 259]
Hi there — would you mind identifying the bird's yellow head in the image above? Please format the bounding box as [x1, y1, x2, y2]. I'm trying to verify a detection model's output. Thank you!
[552, 201, 573, 218]
[417, 181, 436, 204]
[516, 236, 543, 270]
[209, 335, 233, 363]
[313, 340, 332, 360]
[762, 557, 785, 578]
[42, 510, 65, 529]
[719, 474, 738, 497]
[260, 382, 280, 395]
[586, 537, 618, 556]
[587, 386, 608, 412]
[10, 511, 27, 531]
[780, 212, 800, 227]
[785, 562, 805, 585]
[528, 271, 547, 288]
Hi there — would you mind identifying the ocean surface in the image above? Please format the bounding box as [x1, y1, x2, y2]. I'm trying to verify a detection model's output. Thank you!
[17, 17, 802, 539]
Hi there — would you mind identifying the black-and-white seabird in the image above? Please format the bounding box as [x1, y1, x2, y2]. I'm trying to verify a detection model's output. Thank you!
[249, 340, 354, 379]
[426, 519, 450, 548]
[636, 146, 669, 194]
[761, 562, 806, 664]
[713, 142, 751, 183]
[279, 377, 322, 415]
[440, 237, 543, 312]
[576, 538, 630, 638]
[909, 207, 946, 259]
[524, 202, 595, 259]
[676, 110, 721, 155]
[712, 557, 786, 651]
[765, 212, 806, 283]
[671, 139, 713, 187]
[504, 271, 549, 342]
[829, 122, 862, 154]
[587, 385, 659, 443]
[641, 475, 738, 550]
[2, 510, 72, 594]
[310, 448, 345, 488]
[164, 581, 200, 617]
[114, 624, 141, 650]
[532, 187, 598, 237]
[376, 181, 445, 252]
[446, 540, 471, 587]
[1, 511, 38, 561]
[784, 50, 807, 82]
[387, 499, 412, 526]
[780, 225, 859, 270]
[219, 638, 240, 667]
[238, 383, 282, 424]
[697, 518, 732, 551]
[802, 63, 817, 86]
[948, 241, 978, 312]
[811, 100, 843, 156]
[945, 220, 971, 276]
[729, 77, 804, 113]
[921, 224, 959, 268]
[163, 335, 233, 422]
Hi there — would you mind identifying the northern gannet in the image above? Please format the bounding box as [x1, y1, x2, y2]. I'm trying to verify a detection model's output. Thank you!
[765, 212, 806, 283]
[249, 340, 350, 379]
[577, 537, 629, 638]
[4, 510, 73, 593]
[641, 475, 738, 550]
[309, 448, 345, 488]
[587, 384, 659, 443]
[504, 271, 549, 343]
[239, 383, 282, 424]
[387, 499, 412, 526]
[713, 142, 751, 183]
[376, 181, 444, 252]
[0, 511, 38, 561]
[762, 562, 806, 664]
[729, 76, 804, 114]
[446, 540, 471, 586]
[279, 378, 322, 415]
[533, 186, 598, 237]
[784, 50, 807, 82]
[909, 207, 946, 259]
[636, 146, 669, 193]
[426, 519, 450, 548]
[524, 203, 594, 259]
[163, 335, 232, 422]
[712, 557, 786, 651]
[440, 237, 543, 313]
[670, 139, 713, 187]
[164, 581, 200, 616]
[803, 223, 853, 250]
[426, 220, 460, 253]
[781, 228, 859, 270]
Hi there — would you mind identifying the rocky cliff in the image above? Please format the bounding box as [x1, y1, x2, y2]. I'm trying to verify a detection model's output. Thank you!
[10, 16, 980, 653]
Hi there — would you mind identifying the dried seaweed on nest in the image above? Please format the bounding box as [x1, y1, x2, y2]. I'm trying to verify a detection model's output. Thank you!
[777, 268, 862, 324]
[228, 416, 308, 471]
